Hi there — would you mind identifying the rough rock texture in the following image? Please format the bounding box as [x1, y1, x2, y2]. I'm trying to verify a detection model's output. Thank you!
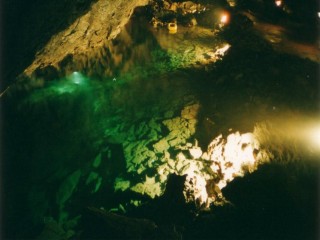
[22, 0, 149, 78]
[115, 103, 201, 198]
[116, 102, 271, 207]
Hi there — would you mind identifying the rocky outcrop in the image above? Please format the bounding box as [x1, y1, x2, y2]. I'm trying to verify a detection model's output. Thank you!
[113, 103, 200, 197]
[22, 0, 149, 78]
[114, 101, 272, 209]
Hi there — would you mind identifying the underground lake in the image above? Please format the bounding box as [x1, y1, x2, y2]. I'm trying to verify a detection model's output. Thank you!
[1, 0, 319, 239]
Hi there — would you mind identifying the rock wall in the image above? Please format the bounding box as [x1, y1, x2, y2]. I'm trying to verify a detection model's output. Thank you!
[21, 0, 149, 78]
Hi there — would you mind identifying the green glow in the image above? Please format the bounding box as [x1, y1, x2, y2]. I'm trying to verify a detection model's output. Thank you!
[69, 71, 86, 85]
[24, 72, 92, 104]
[55, 84, 76, 94]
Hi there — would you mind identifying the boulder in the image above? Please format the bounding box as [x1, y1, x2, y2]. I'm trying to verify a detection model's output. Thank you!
[153, 139, 170, 153]
[114, 178, 131, 191]
[181, 103, 200, 120]
[131, 176, 162, 198]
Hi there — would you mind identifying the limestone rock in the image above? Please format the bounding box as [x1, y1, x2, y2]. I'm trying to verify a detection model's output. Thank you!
[164, 110, 174, 119]
[176, 152, 186, 161]
[181, 103, 200, 120]
[130, 176, 162, 198]
[157, 164, 169, 175]
[189, 139, 203, 159]
[147, 129, 159, 142]
[162, 117, 182, 132]
[153, 139, 170, 153]
[168, 136, 185, 147]
[22, 0, 149, 77]
[114, 178, 131, 192]
[137, 165, 147, 174]
[135, 122, 149, 137]
[159, 173, 168, 183]
[175, 159, 186, 173]
[164, 151, 171, 160]
[148, 118, 162, 132]
[124, 140, 152, 167]
[162, 116, 197, 142]
[207, 132, 270, 190]
[167, 159, 176, 169]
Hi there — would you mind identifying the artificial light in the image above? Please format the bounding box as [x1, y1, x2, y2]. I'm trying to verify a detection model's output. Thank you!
[275, 0, 282, 7]
[70, 71, 86, 85]
[305, 125, 320, 153]
[220, 14, 228, 24]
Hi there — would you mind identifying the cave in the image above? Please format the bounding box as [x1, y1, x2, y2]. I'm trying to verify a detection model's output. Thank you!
[1, 0, 319, 239]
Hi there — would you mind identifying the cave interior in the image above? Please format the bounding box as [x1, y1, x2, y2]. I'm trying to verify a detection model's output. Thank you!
[1, 0, 320, 239]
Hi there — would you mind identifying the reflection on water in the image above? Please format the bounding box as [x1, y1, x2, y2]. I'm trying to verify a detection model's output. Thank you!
[243, 11, 320, 62]
[2, 6, 320, 239]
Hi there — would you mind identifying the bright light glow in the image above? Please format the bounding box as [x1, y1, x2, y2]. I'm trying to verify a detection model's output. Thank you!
[189, 139, 203, 159]
[189, 147, 202, 159]
[318, 12, 320, 18]
[120, 113, 320, 208]
[127, 130, 271, 208]
[167, 22, 177, 34]
[309, 127, 320, 149]
[55, 84, 76, 94]
[215, 44, 231, 56]
[304, 124, 320, 153]
[253, 116, 320, 159]
[203, 44, 231, 63]
[275, 0, 282, 7]
[70, 71, 86, 85]
[220, 14, 229, 24]
[208, 132, 267, 191]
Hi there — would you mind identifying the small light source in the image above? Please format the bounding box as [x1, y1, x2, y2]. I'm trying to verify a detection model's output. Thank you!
[318, 12, 320, 18]
[167, 22, 177, 34]
[71, 71, 84, 84]
[275, 0, 282, 7]
[220, 14, 228, 24]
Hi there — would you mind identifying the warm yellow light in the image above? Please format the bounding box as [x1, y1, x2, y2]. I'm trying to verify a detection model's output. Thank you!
[308, 126, 320, 151]
[275, 0, 282, 7]
[253, 116, 320, 158]
[167, 22, 177, 34]
[220, 14, 228, 24]
[227, 0, 236, 7]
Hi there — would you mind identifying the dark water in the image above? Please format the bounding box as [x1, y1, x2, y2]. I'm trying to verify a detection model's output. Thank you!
[2, 7, 319, 239]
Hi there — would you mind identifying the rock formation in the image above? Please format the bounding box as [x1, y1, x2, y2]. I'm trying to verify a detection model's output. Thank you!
[21, 0, 149, 79]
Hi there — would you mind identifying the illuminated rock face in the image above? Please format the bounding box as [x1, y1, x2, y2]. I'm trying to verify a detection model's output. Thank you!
[206, 132, 269, 189]
[21, 0, 149, 78]
[182, 131, 270, 208]
[115, 103, 201, 197]
[115, 102, 271, 208]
